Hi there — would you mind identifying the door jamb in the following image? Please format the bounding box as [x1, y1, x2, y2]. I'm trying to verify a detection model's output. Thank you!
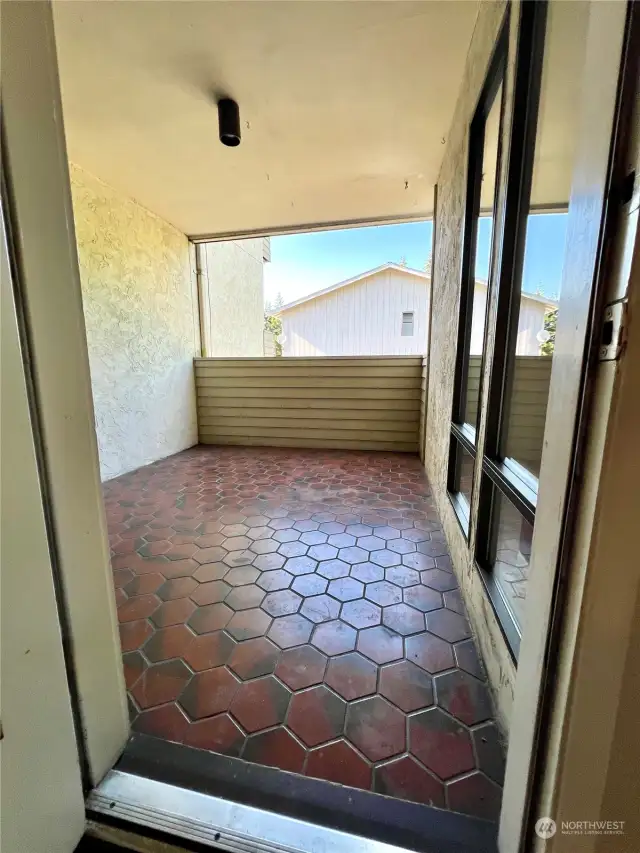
[499, 1, 633, 849]
[1, 0, 129, 785]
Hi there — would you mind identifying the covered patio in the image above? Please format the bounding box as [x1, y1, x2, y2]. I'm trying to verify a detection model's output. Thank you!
[107, 444, 504, 821]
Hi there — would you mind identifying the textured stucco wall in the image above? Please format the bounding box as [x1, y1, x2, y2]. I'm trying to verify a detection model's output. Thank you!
[203, 239, 265, 357]
[70, 164, 199, 481]
[425, 0, 517, 733]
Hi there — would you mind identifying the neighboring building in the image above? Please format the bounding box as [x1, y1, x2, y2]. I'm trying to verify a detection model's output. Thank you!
[276, 264, 429, 357]
[276, 262, 556, 357]
[469, 280, 556, 355]
[200, 237, 270, 357]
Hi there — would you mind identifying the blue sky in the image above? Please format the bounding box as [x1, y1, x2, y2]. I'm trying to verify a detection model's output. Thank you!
[264, 214, 567, 307]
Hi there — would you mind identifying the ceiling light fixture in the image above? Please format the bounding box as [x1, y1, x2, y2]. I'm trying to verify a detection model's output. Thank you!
[217, 98, 241, 147]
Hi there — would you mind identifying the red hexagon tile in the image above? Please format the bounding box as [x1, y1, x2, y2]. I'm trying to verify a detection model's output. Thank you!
[125, 573, 165, 596]
[426, 608, 471, 643]
[405, 632, 455, 673]
[179, 667, 240, 720]
[275, 645, 328, 690]
[287, 686, 346, 747]
[228, 637, 280, 680]
[409, 707, 475, 779]
[160, 559, 199, 579]
[119, 618, 154, 652]
[325, 653, 377, 701]
[403, 585, 443, 613]
[356, 626, 403, 665]
[300, 594, 340, 624]
[345, 696, 405, 762]
[132, 703, 189, 743]
[190, 580, 231, 606]
[183, 713, 245, 756]
[230, 676, 291, 732]
[243, 728, 306, 774]
[374, 756, 445, 807]
[118, 594, 160, 623]
[382, 603, 425, 636]
[122, 650, 146, 688]
[434, 670, 493, 725]
[261, 589, 302, 617]
[267, 614, 313, 648]
[306, 740, 372, 790]
[379, 660, 434, 712]
[104, 445, 504, 817]
[183, 631, 236, 671]
[193, 562, 228, 583]
[312, 620, 357, 656]
[131, 659, 192, 710]
[226, 608, 272, 641]
[143, 624, 194, 663]
[447, 772, 502, 821]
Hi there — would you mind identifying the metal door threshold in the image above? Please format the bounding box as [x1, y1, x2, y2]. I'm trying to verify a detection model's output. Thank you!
[90, 769, 419, 853]
[86, 735, 497, 853]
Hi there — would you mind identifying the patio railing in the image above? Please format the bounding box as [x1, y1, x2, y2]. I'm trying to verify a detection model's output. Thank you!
[194, 356, 425, 453]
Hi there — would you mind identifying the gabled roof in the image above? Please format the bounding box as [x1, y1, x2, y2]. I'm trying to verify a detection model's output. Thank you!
[274, 262, 558, 315]
[275, 263, 429, 314]
[474, 279, 557, 308]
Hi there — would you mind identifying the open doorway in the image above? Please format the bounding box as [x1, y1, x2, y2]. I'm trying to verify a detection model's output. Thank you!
[80, 207, 505, 821]
[3, 1, 636, 851]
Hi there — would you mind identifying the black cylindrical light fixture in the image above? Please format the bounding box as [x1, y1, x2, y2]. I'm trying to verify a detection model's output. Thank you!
[217, 98, 241, 147]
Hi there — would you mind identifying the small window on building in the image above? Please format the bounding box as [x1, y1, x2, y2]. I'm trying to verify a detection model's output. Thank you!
[401, 311, 414, 336]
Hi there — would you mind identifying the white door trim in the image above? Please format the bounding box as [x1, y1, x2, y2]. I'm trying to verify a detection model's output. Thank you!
[1, 198, 86, 852]
[2, 0, 128, 784]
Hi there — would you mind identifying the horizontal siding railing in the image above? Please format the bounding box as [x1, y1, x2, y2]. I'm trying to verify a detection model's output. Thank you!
[194, 356, 424, 452]
[419, 356, 428, 461]
[465, 355, 552, 468]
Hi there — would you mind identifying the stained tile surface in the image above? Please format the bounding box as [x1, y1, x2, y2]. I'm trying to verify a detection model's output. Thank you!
[106, 445, 504, 820]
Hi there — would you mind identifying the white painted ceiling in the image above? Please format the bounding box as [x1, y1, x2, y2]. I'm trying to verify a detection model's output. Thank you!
[53, 1, 479, 238]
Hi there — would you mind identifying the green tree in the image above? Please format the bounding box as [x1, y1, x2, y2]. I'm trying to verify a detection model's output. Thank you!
[398, 255, 408, 267]
[540, 307, 557, 356]
[264, 292, 284, 356]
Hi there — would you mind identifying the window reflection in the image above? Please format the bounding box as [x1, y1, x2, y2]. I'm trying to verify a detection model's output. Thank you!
[493, 491, 533, 630]
[501, 2, 588, 481]
[464, 85, 502, 429]
[486, 0, 590, 640]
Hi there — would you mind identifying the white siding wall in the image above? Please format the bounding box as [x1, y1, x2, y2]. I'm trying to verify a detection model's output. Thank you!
[469, 282, 549, 356]
[281, 269, 429, 356]
[516, 299, 548, 355]
[282, 271, 549, 358]
[469, 283, 488, 355]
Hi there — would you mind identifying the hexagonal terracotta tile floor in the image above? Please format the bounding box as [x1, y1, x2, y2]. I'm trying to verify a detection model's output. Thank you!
[106, 445, 505, 821]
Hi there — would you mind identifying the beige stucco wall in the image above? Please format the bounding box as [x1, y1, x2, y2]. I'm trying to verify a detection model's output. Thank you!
[203, 239, 265, 357]
[425, 0, 517, 732]
[70, 163, 199, 480]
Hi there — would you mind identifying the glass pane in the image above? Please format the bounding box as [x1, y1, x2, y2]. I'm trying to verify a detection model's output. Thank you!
[493, 490, 533, 631]
[452, 439, 475, 510]
[464, 83, 503, 428]
[502, 1, 589, 479]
